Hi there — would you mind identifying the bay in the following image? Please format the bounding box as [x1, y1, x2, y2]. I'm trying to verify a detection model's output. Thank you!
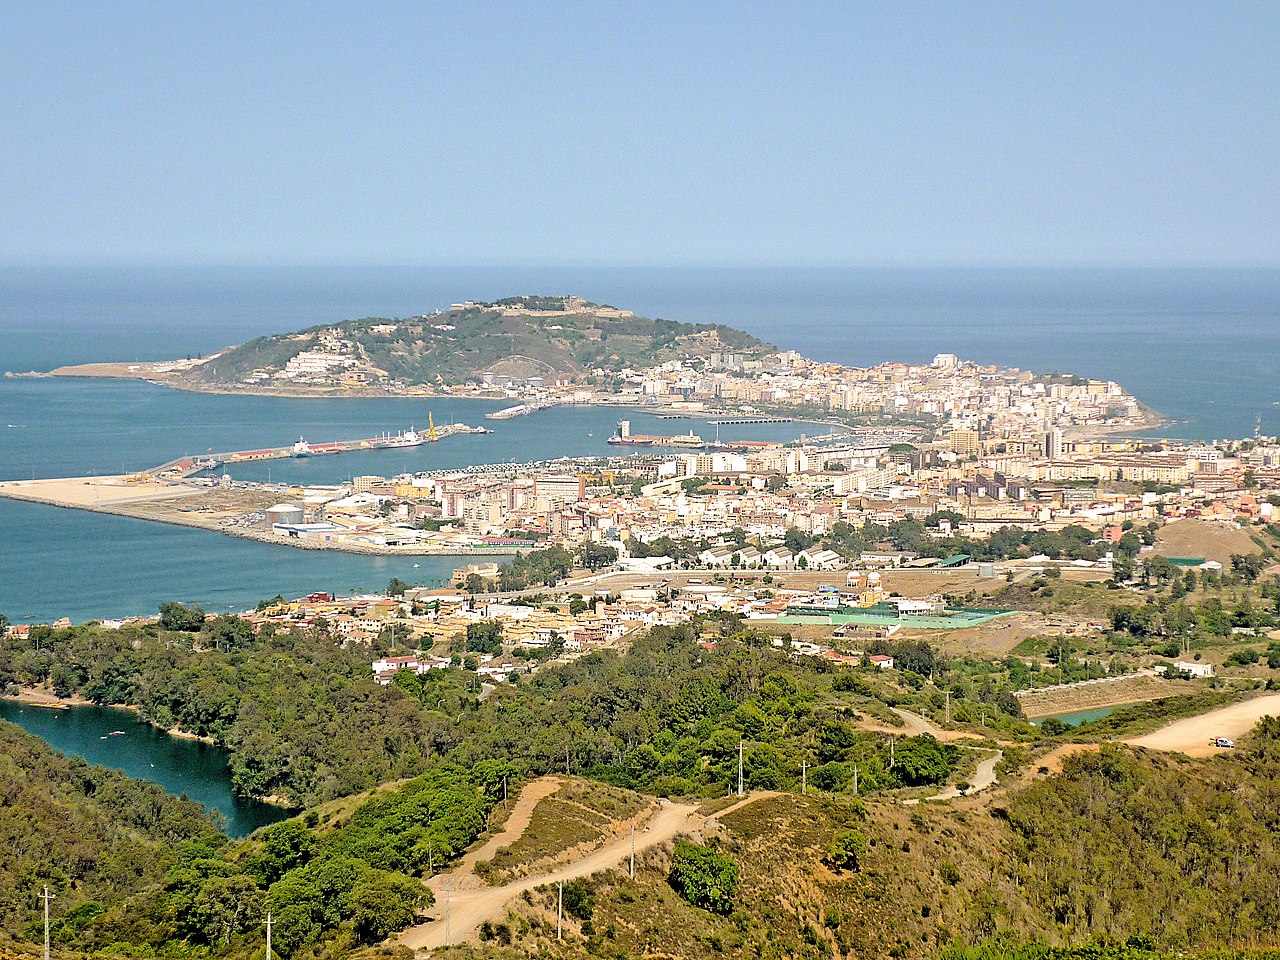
[2, 263, 1279, 622]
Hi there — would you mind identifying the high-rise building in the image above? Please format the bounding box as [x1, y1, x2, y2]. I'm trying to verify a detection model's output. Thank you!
[1044, 428, 1064, 460]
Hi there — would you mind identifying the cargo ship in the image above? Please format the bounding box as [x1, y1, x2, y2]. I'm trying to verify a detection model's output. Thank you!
[373, 427, 426, 448]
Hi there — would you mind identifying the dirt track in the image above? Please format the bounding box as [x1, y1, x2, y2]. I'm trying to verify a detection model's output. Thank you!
[396, 784, 774, 951]
[1126, 694, 1280, 757]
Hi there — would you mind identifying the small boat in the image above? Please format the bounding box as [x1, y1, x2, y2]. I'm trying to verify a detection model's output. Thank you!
[100, 735, 108, 740]
[109, 730, 126, 736]
[413, 563, 420, 568]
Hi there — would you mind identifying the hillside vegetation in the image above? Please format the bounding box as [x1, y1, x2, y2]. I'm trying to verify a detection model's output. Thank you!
[188, 296, 773, 387]
[446, 729, 1280, 960]
[0, 720, 222, 951]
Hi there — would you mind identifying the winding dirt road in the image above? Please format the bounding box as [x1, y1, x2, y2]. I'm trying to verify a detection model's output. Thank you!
[396, 787, 772, 951]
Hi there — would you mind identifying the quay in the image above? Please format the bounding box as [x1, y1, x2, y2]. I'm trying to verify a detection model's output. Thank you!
[150, 418, 486, 481]
[706, 416, 793, 425]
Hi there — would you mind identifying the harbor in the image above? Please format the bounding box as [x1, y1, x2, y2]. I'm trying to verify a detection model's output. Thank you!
[606, 418, 788, 453]
[0, 415, 497, 557]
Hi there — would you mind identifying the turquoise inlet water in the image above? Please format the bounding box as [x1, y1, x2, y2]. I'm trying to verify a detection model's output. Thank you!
[0, 699, 287, 838]
[1036, 706, 1118, 727]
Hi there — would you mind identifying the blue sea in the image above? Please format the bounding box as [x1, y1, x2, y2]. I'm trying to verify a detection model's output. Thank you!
[2, 265, 1279, 624]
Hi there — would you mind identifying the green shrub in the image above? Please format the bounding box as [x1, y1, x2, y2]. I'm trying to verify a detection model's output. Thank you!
[668, 841, 739, 914]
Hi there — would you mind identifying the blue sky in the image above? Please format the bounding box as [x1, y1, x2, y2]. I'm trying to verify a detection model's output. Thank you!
[2, 2, 1277, 266]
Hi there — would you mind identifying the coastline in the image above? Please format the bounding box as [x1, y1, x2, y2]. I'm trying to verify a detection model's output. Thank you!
[1, 684, 93, 710]
[1, 685, 297, 808]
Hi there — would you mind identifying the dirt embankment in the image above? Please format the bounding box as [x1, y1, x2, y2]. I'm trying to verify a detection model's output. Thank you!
[1154, 518, 1263, 566]
[1017, 675, 1194, 718]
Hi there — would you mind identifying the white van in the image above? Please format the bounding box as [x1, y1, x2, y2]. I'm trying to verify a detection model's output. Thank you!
[1212, 737, 1235, 748]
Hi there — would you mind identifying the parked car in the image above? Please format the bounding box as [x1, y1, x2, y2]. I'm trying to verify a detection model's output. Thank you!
[1212, 737, 1235, 748]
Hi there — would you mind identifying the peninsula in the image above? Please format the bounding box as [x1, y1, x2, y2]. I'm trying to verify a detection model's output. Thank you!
[0, 295, 1195, 558]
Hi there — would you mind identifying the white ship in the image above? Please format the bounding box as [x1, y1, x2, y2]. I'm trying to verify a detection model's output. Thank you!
[291, 437, 313, 457]
[375, 427, 426, 449]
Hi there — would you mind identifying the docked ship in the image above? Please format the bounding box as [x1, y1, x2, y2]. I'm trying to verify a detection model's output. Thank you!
[374, 427, 426, 448]
[291, 437, 313, 457]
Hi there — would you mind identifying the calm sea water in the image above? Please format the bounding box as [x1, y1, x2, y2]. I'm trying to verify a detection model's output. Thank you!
[1, 264, 1277, 626]
[0, 700, 285, 837]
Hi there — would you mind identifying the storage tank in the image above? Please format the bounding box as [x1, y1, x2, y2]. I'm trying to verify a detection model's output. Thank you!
[266, 503, 305, 526]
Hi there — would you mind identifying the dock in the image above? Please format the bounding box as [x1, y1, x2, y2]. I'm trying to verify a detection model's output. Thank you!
[150, 421, 487, 480]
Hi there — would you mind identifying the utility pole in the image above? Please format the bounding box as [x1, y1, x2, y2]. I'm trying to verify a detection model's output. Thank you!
[890, 736, 895, 769]
[427, 839, 433, 874]
[557, 881, 564, 940]
[503, 775, 508, 805]
[566, 743, 571, 776]
[41, 886, 55, 960]
[852, 764, 859, 796]
[265, 912, 273, 960]
[444, 879, 451, 947]
[945, 688, 951, 724]
[737, 740, 744, 798]
[801, 757, 807, 795]
[630, 824, 636, 878]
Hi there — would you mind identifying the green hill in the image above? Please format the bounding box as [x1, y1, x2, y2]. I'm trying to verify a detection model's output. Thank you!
[0, 720, 222, 951]
[187, 295, 774, 389]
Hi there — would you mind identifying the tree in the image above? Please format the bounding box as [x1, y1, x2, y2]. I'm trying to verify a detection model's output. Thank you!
[349, 871, 430, 943]
[828, 828, 867, 871]
[561, 879, 596, 921]
[892, 735, 958, 786]
[1231, 553, 1268, 583]
[386, 577, 410, 597]
[668, 841, 739, 914]
[465, 620, 503, 655]
[205, 615, 254, 652]
[1039, 717, 1069, 737]
[159, 601, 206, 632]
[784, 528, 814, 552]
[579, 542, 618, 571]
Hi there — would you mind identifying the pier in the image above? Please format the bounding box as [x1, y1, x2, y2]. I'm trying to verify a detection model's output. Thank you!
[706, 416, 793, 425]
[149, 420, 486, 481]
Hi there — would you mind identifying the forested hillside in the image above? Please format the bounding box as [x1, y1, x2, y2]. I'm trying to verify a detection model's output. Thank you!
[6, 615, 1280, 958]
[0, 614, 981, 806]
[188, 296, 773, 387]
[0, 721, 221, 951]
